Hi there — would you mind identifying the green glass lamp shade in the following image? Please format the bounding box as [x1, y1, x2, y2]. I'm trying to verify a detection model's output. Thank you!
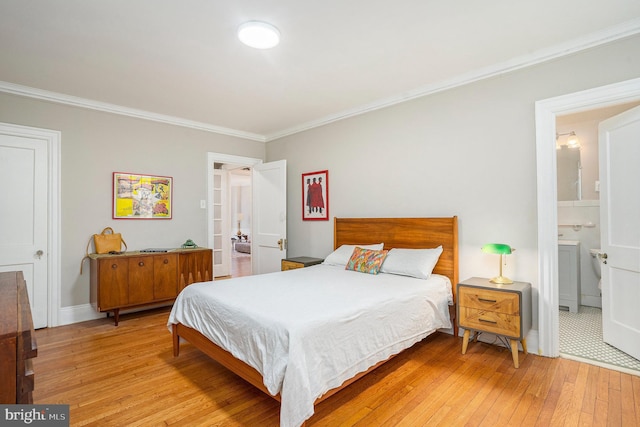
[482, 243, 514, 284]
[481, 243, 512, 255]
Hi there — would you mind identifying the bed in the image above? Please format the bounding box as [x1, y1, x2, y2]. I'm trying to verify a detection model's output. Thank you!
[169, 216, 458, 427]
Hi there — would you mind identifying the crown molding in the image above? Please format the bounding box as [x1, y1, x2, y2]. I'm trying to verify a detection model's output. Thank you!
[265, 18, 640, 141]
[1, 18, 638, 144]
[0, 81, 266, 142]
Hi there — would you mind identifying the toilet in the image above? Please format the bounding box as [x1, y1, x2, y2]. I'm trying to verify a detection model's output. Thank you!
[589, 248, 602, 289]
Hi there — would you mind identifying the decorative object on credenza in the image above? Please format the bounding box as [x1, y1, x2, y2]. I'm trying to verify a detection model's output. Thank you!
[93, 227, 127, 254]
[80, 227, 128, 274]
[113, 172, 172, 219]
[302, 170, 329, 221]
[481, 243, 515, 284]
[181, 239, 198, 249]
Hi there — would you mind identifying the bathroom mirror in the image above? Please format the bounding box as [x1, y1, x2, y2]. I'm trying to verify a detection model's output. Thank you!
[557, 147, 582, 201]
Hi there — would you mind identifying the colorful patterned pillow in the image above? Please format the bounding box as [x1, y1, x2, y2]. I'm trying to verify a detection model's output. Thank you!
[323, 243, 384, 266]
[345, 247, 389, 274]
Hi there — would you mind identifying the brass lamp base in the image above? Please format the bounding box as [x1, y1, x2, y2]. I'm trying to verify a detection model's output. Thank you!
[490, 275, 513, 284]
[490, 253, 513, 284]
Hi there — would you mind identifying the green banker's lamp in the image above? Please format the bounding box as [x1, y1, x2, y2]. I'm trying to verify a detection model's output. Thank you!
[482, 243, 515, 284]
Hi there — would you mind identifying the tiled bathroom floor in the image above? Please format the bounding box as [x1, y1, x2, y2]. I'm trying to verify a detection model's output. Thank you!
[559, 305, 640, 374]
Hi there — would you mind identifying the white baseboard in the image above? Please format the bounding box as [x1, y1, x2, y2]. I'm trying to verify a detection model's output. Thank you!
[581, 296, 602, 308]
[57, 304, 102, 326]
[56, 302, 174, 327]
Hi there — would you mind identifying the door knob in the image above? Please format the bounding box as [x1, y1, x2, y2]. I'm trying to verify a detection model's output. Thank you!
[277, 239, 283, 251]
[35, 250, 44, 259]
[598, 252, 608, 264]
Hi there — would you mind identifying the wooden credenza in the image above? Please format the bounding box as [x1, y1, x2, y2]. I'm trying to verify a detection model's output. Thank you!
[90, 248, 212, 325]
[0, 271, 37, 404]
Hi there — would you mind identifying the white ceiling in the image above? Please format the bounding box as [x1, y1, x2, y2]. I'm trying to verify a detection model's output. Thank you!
[1, 1, 640, 141]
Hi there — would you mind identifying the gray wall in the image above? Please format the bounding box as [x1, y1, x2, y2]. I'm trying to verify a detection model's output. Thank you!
[266, 34, 640, 330]
[1, 33, 639, 326]
[0, 92, 265, 307]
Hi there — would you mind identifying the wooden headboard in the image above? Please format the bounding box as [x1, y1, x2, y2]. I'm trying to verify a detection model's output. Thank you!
[334, 217, 459, 303]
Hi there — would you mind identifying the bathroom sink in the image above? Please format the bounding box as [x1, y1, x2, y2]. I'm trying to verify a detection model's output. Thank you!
[558, 240, 580, 246]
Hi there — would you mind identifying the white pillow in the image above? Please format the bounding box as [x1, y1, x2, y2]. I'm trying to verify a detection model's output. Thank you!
[380, 246, 443, 279]
[323, 243, 384, 267]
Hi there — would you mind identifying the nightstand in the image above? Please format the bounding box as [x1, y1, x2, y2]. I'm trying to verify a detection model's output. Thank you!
[281, 256, 324, 271]
[457, 277, 532, 368]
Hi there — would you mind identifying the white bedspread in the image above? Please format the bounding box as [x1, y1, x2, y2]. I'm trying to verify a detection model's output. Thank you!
[167, 264, 453, 427]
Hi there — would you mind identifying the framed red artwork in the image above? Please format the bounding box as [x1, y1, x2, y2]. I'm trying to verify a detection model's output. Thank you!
[302, 170, 328, 221]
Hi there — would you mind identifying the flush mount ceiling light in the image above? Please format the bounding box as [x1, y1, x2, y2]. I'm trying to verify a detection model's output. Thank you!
[238, 21, 280, 49]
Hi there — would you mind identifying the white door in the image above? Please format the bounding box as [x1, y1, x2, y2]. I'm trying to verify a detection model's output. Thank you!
[252, 160, 287, 274]
[598, 105, 640, 360]
[0, 129, 48, 328]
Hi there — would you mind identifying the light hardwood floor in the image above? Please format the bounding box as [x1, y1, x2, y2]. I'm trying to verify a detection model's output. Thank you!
[33, 308, 639, 426]
[231, 251, 251, 278]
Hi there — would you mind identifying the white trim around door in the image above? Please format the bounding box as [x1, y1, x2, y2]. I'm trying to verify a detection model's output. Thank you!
[207, 153, 263, 276]
[535, 77, 640, 357]
[0, 122, 61, 327]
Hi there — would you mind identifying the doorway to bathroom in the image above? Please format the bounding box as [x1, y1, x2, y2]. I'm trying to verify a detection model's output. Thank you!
[555, 103, 640, 374]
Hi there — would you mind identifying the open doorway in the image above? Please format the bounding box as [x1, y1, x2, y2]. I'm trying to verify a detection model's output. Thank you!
[535, 77, 640, 360]
[207, 153, 262, 279]
[555, 103, 640, 373]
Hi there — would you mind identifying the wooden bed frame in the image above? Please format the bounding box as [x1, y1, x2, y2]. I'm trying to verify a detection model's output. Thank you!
[172, 216, 458, 420]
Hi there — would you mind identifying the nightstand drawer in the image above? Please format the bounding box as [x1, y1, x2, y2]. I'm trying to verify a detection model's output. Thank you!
[458, 287, 520, 315]
[281, 260, 303, 271]
[459, 307, 521, 337]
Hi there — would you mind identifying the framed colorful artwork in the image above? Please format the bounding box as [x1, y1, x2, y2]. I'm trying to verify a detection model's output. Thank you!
[113, 172, 172, 219]
[302, 170, 329, 221]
